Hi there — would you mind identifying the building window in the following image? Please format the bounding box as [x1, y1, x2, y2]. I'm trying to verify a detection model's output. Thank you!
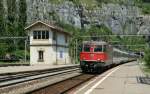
[46, 31, 49, 39]
[53, 32, 57, 41]
[65, 35, 68, 43]
[60, 51, 63, 58]
[33, 30, 49, 39]
[33, 31, 38, 39]
[42, 31, 46, 39]
[38, 31, 42, 39]
[38, 50, 44, 62]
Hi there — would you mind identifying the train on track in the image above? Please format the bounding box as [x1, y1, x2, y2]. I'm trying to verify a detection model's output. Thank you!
[80, 41, 137, 73]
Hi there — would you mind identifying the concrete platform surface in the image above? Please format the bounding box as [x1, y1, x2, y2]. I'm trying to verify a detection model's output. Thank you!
[73, 61, 150, 94]
[0, 64, 78, 74]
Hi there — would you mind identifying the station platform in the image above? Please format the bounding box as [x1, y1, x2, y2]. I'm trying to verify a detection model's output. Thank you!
[73, 61, 150, 94]
[0, 64, 78, 75]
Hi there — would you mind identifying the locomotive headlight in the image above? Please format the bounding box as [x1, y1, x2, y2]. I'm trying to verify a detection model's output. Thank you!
[101, 60, 104, 62]
[97, 59, 100, 61]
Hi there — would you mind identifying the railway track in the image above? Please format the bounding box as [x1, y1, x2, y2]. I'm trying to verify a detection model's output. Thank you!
[27, 74, 97, 94]
[0, 65, 80, 88]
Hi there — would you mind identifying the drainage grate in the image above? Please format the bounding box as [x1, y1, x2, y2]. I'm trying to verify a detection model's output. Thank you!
[137, 76, 150, 85]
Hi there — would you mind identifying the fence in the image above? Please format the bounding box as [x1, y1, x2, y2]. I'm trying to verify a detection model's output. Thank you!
[0, 37, 29, 64]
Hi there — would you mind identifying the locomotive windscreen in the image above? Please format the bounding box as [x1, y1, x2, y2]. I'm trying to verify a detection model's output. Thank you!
[83, 45, 90, 52]
[94, 45, 103, 52]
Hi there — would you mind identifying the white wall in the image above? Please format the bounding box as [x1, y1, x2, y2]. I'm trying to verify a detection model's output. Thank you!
[30, 46, 56, 65]
[57, 47, 70, 64]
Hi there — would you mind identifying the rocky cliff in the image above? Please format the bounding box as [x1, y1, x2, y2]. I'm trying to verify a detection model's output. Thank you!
[2, 0, 150, 35]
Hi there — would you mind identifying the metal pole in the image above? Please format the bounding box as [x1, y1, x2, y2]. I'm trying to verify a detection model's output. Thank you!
[74, 40, 76, 64]
[25, 40, 27, 63]
[76, 39, 78, 63]
[56, 38, 58, 65]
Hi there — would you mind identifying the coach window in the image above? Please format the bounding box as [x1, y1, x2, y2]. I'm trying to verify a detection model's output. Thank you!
[94, 45, 103, 52]
[38, 50, 44, 62]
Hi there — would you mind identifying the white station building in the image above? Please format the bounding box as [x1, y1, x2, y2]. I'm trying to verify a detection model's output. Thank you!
[25, 21, 71, 65]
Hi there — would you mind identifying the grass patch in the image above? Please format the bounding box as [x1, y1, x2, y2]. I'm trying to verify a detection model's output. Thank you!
[0, 61, 30, 64]
[139, 60, 150, 77]
[143, 67, 150, 77]
[141, 3, 150, 14]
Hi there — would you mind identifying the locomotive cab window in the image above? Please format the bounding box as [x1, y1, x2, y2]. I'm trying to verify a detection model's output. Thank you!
[83, 45, 90, 52]
[94, 45, 103, 52]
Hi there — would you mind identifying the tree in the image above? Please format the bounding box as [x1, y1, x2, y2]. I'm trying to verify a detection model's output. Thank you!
[144, 47, 150, 68]
[5, 0, 17, 54]
[0, 1, 7, 56]
[7, 0, 17, 36]
[0, 0, 5, 36]
[18, 0, 27, 36]
[88, 24, 112, 41]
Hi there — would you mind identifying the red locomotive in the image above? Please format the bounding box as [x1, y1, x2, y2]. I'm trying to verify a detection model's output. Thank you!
[80, 41, 113, 73]
[80, 41, 136, 73]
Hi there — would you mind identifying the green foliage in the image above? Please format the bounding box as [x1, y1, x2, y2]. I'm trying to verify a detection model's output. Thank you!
[7, 0, 17, 36]
[0, 40, 16, 56]
[87, 25, 112, 41]
[0, 43, 7, 56]
[49, 11, 60, 22]
[117, 36, 146, 51]
[14, 50, 30, 59]
[0, 0, 27, 57]
[141, 3, 150, 14]
[0, 0, 5, 36]
[88, 25, 112, 36]
[144, 47, 150, 68]
[18, 0, 27, 36]
[49, 0, 64, 4]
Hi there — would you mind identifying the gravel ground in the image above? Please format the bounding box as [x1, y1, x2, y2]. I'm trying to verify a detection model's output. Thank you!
[29, 74, 96, 94]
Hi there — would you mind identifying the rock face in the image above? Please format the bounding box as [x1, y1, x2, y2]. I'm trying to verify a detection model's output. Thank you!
[2, 0, 150, 34]
[137, 15, 150, 35]
[26, 0, 81, 27]
[26, 0, 51, 24]
[100, 4, 140, 34]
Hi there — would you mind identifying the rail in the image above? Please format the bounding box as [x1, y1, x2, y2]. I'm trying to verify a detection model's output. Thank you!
[0, 65, 80, 88]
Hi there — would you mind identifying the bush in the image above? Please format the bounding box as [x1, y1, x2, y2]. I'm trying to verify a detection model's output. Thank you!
[14, 50, 30, 60]
[144, 47, 150, 68]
